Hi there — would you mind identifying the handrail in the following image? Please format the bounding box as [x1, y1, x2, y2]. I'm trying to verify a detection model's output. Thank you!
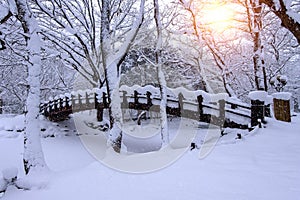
[40, 87, 259, 129]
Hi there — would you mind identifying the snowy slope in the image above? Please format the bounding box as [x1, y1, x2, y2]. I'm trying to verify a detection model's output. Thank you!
[0, 114, 300, 200]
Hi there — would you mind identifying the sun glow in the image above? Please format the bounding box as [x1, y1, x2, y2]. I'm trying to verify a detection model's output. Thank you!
[200, 2, 235, 33]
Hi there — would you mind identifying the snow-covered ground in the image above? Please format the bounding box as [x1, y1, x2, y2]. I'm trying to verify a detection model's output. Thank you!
[0, 113, 300, 200]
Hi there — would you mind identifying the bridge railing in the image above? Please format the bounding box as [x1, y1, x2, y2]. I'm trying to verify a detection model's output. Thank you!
[122, 90, 253, 129]
[40, 86, 266, 129]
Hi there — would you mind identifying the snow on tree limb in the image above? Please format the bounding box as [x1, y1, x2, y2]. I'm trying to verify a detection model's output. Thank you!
[260, 0, 300, 44]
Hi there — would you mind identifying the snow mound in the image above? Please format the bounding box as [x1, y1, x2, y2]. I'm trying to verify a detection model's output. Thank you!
[2, 167, 18, 181]
[16, 172, 50, 190]
[0, 115, 25, 132]
[0, 178, 6, 192]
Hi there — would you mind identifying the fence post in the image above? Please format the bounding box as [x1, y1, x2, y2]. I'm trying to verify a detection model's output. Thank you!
[197, 95, 203, 121]
[218, 99, 226, 126]
[251, 100, 265, 127]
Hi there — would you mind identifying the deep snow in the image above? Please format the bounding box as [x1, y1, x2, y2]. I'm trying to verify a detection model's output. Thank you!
[0, 113, 300, 200]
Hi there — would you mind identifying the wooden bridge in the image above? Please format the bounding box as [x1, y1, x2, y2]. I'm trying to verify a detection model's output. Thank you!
[40, 86, 267, 130]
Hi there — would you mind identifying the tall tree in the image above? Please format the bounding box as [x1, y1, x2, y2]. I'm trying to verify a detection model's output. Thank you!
[100, 0, 145, 152]
[1, 0, 48, 175]
[12, 0, 48, 175]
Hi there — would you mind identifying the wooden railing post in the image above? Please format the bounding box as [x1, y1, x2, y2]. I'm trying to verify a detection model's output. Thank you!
[97, 104, 104, 122]
[218, 99, 226, 126]
[71, 94, 75, 110]
[146, 91, 152, 107]
[197, 95, 203, 121]
[85, 92, 90, 109]
[94, 92, 104, 122]
[59, 98, 63, 111]
[49, 100, 54, 120]
[264, 104, 271, 117]
[103, 92, 108, 108]
[78, 94, 82, 110]
[178, 92, 184, 117]
[65, 96, 70, 110]
[219, 99, 226, 119]
[0, 99, 3, 114]
[54, 99, 58, 112]
[121, 91, 128, 121]
[134, 90, 139, 105]
[251, 100, 265, 127]
[43, 103, 49, 117]
[94, 93, 99, 109]
[39, 103, 43, 114]
[122, 91, 128, 106]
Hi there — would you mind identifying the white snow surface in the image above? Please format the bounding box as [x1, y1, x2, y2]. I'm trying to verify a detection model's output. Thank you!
[1, 168, 18, 181]
[0, 113, 300, 199]
[272, 92, 292, 100]
[248, 91, 268, 101]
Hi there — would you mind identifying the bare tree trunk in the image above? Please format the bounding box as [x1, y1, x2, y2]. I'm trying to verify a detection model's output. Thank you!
[14, 0, 48, 174]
